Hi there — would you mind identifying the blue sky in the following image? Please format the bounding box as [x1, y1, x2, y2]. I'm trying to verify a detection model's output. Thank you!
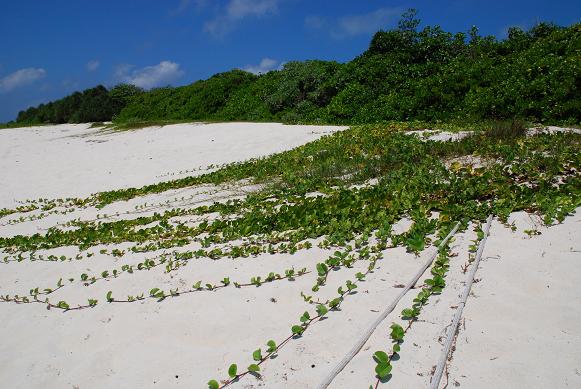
[0, 0, 579, 122]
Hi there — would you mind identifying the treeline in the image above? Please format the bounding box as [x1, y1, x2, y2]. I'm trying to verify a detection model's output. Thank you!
[11, 11, 581, 126]
[14, 84, 143, 124]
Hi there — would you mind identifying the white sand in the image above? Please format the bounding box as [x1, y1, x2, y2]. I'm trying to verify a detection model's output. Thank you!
[0, 123, 579, 389]
[406, 126, 581, 143]
[0, 122, 343, 208]
[445, 212, 581, 388]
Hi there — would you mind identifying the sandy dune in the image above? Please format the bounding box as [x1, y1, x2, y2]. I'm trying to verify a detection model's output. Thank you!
[0, 123, 579, 389]
[0, 122, 343, 208]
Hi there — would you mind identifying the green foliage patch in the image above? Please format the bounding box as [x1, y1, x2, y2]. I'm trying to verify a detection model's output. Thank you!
[5, 11, 579, 127]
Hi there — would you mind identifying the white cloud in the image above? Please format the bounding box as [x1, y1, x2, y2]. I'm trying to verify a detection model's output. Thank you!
[0, 67, 46, 93]
[306, 7, 402, 38]
[204, 0, 279, 36]
[86, 60, 100, 72]
[115, 61, 184, 89]
[338, 8, 401, 36]
[243, 58, 279, 75]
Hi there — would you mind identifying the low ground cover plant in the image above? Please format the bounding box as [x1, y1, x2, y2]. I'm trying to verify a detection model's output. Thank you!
[0, 123, 579, 387]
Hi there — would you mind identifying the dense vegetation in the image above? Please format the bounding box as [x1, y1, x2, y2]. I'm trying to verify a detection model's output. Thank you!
[7, 11, 580, 127]
[13, 84, 143, 124]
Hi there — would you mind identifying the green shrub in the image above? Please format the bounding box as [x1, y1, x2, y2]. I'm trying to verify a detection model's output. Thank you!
[10, 11, 580, 127]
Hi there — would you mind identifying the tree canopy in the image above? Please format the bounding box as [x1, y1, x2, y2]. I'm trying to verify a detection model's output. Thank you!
[10, 11, 580, 126]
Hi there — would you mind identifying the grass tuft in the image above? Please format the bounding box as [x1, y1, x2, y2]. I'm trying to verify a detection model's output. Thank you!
[486, 119, 528, 140]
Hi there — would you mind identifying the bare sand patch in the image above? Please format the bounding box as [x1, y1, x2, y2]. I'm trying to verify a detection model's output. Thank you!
[0, 122, 346, 209]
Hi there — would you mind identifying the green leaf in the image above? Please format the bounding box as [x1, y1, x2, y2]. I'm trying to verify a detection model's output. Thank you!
[373, 351, 389, 364]
[329, 297, 341, 308]
[393, 343, 400, 353]
[291, 325, 304, 335]
[208, 379, 219, 389]
[375, 361, 392, 379]
[401, 308, 418, 318]
[390, 323, 405, 341]
[149, 288, 160, 297]
[106, 291, 113, 303]
[252, 348, 262, 361]
[228, 363, 237, 378]
[248, 363, 260, 373]
[316, 304, 328, 317]
[300, 311, 310, 323]
[405, 234, 425, 253]
[316, 263, 328, 276]
[57, 300, 69, 310]
[266, 340, 277, 353]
